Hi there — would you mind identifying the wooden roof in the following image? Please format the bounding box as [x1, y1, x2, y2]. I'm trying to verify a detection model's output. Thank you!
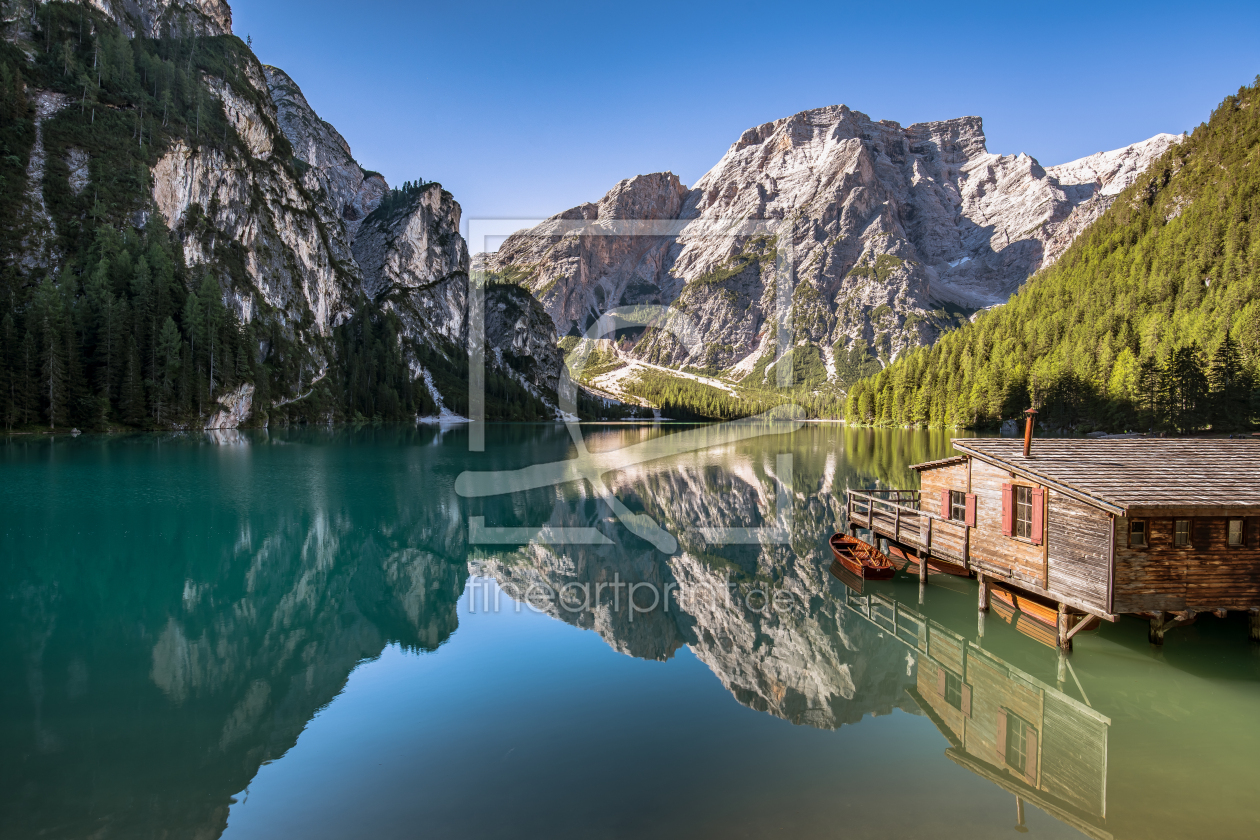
[909, 455, 967, 471]
[949, 438, 1260, 514]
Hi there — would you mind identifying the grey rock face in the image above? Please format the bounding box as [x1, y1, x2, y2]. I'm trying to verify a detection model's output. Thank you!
[484, 285, 563, 398]
[488, 172, 689, 339]
[263, 65, 386, 242]
[17, 91, 68, 273]
[204, 382, 254, 429]
[489, 105, 1180, 385]
[83, 0, 232, 38]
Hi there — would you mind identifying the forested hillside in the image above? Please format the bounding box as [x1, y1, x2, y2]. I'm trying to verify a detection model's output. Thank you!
[0, 4, 284, 431]
[846, 78, 1260, 433]
[0, 3, 553, 431]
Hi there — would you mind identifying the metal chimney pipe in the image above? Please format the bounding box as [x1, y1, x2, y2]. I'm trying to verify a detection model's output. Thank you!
[1023, 409, 1038, 458]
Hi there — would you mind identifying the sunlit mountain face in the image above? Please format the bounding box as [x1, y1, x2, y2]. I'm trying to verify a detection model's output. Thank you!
[3, 425, 1259, 839]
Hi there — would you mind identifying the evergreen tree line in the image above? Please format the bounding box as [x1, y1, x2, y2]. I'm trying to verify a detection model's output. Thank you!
[844, 78, 1260, 434]
[334, 297, 437, 422]
[0, 220, 264, 430]
[367, 180, 435, 222]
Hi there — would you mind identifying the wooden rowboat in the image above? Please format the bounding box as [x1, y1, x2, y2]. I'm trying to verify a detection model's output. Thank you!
[829, 533, 896, 580]
[990, 584, 1017, 610]
[888, 545, 970, 577]
[989, 584, 1058, 629]
[1014, 594, 1059, 629]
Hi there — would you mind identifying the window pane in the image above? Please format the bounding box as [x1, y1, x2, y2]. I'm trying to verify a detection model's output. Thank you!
[1228, 519, 1244, 547]
[1174, 520, 1190, 547]
[1005, 715, 1028, 774]
[1015, 486, 1033, 539]
[944, 671, 962, 710]
[951, 491, 966, 521]
[1130, 520, 1146, 546]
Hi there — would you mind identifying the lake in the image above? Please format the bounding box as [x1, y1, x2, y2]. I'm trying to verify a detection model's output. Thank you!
[3, 423, 1259, 839]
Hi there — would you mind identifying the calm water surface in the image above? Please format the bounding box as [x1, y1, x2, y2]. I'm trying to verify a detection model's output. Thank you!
[3, 424, 1259, 839]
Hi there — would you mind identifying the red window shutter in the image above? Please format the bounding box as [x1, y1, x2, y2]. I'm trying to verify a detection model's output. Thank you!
[937, 666, 946, 696]
[964, 493, 977, 527]
[940, 489, 951, 519]
[1031, 489, 1045, 545]
[1024, 728, 1039, 786]
[1001, 483, 1014, 536]
[961, 683, 972, 718]
[995, 708, 1008, 763]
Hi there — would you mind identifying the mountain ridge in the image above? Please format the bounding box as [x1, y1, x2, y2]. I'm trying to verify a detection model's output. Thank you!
[486, 103, 1178, 413]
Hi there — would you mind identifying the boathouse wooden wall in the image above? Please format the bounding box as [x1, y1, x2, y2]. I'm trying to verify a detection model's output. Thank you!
[1046, 492, 1111, 614]
[1112, 514, 1260, 612]
[967, 460, 1047, 585]
[918, 461, 968, 516]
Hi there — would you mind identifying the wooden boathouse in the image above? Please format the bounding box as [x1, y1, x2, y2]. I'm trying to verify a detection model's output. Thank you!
[846, 432, 1260, 646]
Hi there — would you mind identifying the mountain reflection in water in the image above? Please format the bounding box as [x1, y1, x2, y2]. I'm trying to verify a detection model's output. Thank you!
[2, 424, 1259, 839]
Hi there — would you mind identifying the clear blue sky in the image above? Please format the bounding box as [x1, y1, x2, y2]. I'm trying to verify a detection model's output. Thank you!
[233, 0, 1259, 223]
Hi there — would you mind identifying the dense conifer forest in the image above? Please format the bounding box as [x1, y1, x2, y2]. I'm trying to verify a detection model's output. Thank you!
[845, 78, 1260, 433]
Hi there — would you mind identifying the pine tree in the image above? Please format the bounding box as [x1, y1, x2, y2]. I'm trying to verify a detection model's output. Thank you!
[120, 339, 145, 426]
[41, 310, 66, 431]
[1209, 333, 1247, 428]
[1137, 356, 1163, 431]
[153, 316, 181, 424]
[18, 328, 36, 426]
[1166, 343, 1210, 434]
[0, 310, 12, 430]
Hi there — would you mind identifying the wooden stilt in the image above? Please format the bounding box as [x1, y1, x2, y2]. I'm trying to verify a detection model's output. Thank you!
[1149, 611, 1167, 645]
[1015, 796, 1027, 833]
[1057, 602, 1074, 651]
[977, 607, 986, 640]
[1249, 609, 1260, 644]
[977, 573, 989, 613]
[918, 551, 928, 585]
[1056, 650, 1067, 686]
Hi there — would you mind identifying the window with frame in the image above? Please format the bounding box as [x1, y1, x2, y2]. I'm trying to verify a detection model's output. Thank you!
[1174, 519, 1191, 548]
[1129, 519, 1147, 548]
[1228, 519, 1245, 547]
[943, 670, 963, 710]
[1014, 486, 1034, 540]
[1005, 714, 1030, 775]
[950, 490, 967, 522]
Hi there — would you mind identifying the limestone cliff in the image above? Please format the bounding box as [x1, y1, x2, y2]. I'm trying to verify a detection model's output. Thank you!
[488, 106, 1180, 392]
[72, 0, 232, 38]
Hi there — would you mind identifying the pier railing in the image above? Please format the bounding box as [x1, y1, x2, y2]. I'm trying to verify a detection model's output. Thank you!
[846, 489, 969, 567]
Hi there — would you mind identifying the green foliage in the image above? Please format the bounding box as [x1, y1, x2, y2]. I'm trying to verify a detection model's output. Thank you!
[333, 297, 435, 421]
[364, 180, 434, 225]
[627, 369, 776, 421]
[847, 254, 905, 283]
[833, 338, 882, 388]
[846, 78, 1260, 433]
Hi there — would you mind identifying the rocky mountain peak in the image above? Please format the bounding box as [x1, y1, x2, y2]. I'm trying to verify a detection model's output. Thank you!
[263, 65, 386, 238]
[488, 104, 1182, 402]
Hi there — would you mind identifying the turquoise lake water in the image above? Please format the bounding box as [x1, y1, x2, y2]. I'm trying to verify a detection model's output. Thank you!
[3, 423, 1259, 839]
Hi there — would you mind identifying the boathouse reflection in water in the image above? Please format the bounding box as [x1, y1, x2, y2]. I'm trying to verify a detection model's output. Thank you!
[844, 589, 1110, 838]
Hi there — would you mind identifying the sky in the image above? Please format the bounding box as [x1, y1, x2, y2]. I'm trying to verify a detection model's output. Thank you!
[232, 0, 1260, 227]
